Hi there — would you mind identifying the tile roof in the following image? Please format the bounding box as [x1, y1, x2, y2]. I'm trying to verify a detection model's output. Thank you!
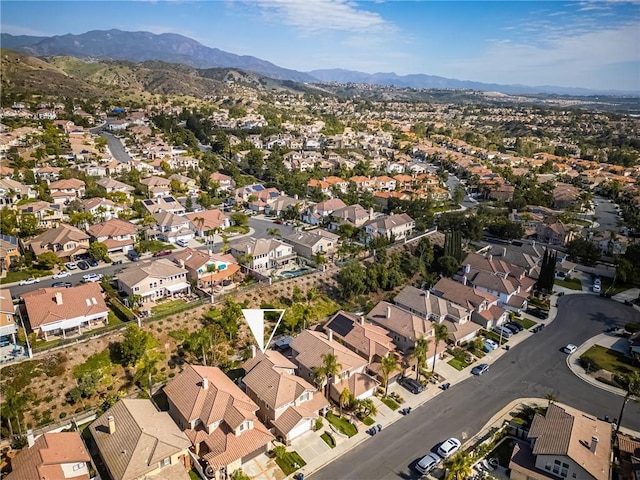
[324, 310, 395, 361]
[242, 350, 318, 411]
[229, 237, 290, 257]
[90, 399, 191, 480]
[0, 288, 15, 316]
[285, 230, 339, 248]
[394, 285, 470, 321]
[49, 178, 85, 190]
[22, 283, 108, 329]
[6, 432, 90, 480]
[367, 301, 433, 342]
[117, 259, 187, 288]
[529, 403, 611, 480]
[184, 209, 229, 230]
[330, 372, 379, 400]
[88, 218, 137, 238]
[26, 224, 89, 256]
[290, 330, 368, 375]
[432, 277, 498, 312]
[468, 271, 518, 295]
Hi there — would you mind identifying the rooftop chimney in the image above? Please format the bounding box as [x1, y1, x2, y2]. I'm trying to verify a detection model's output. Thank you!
[27, 429, 34, 447]
[369, 207, 375, 220]
[202, 377, 209, 391]
[108, 416, 116, 435]
[54, 292, 63, 305]
[360, 315, 365, 326]
[488, 254, 493, 262]
[328, 329, 333, 342]
[503, 247, 507, 257]
[250, 345, 256, 358]
[386, 305, 392, 319]
[590, 436, 598, 453]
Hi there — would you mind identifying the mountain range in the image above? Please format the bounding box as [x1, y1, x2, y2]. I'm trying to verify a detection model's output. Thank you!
[2, 29, 636, 96]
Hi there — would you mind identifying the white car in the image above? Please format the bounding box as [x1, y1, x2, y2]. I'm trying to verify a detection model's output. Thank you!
[437, 438, 461, 458]
[563, 344, 578, 354]
[53, 271, 72, 279]
[593, 284, 601, 294]
[18, 277, 40, 286]
[65, 262, 78, 270]
[416, 453, 442, 474]
[82, 273, 104, 283]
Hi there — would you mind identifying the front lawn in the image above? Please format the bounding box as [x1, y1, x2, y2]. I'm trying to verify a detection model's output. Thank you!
[446, 348, 474, 371]
[447, 357, 469, 371]
[555, 278, 583, 290]
[320, 432, 336, 448]
[481, 330, 509, 345]
[362, 416, 375, 426]
[579, 345, 639, 377]
[517, 317, 537, 329]
[381, 397, 399, 410]
[326, 412, 358, 437]
[151, 299, 187, 315]
[275, 451, 306, 476]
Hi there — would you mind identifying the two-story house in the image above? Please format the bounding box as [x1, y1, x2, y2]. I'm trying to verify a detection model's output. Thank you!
[164, 365, 274, 480]
[25, 224, 91, 261]
[0, 177, 36, 207]
[509, 403, 611, 480]
[96, 177, 135, 201]
[242, 350, 328, 443]
[88, 218, 137, 254]
[22, 283, 109, 340]
[185, 209, 230, 237]
[229, 237, 296, 275]
[290, 330, 379, 403]
[536, 222, 576, 247]
[173, 248, 241, 288]
[362, 213, 415, 243]
[117, 259, 190, 304]
[90, 399, 192, 480]
[6, 432, 91, 480]
[0, 234, 20, 271]
[432, 277, 508, 330]
[48, 179, 86, 205]
[141, 196, 186, 215]
[81, 198, 127, 221]
[18, 201, 63, 229]
[209, 172, 236, 192]
[284, 230, 339, 261]
[148, 211, 194, 244]
[140, 175, 171, 198]
[328, 204, 373, 231]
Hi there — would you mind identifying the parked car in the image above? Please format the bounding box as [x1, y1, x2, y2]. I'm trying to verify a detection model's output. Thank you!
[471, 364, 490, 376]
[416, 453, 442, 474]
[65, 262, 78, 270]
[153, 250, 172, 257]
[52, 281, 72, 288]
[400, 377, 425, 394]
[483, 339, 498, 352]
[18, 277, 40, 286]
[437, 438, 461, 458]
[593, 283, 601, 294]
[87, 259, 99, 267]
[77, 261, 90, 271]
[563, 344, 577, 354]
[503, 323, 522, 334]
[176, 239, 189, 247]
[526, 308, 549, 320]
[505, 321, 524, 333]
[53, 271, 72, 279]
[493, 326, 513, 338]
[82, 273, 103, 283]
[127, 250, 140, 262]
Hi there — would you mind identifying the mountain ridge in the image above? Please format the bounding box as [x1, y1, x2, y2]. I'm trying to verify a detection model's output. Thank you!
[2, 30, 637, 96]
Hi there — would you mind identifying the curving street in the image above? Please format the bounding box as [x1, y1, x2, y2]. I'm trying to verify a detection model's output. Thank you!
[311, 295, 640, 480]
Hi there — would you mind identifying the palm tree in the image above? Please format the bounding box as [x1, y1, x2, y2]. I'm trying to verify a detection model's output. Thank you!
[266, 227, 281, 238]
[339, 387, 352, 416]
[614, 371, 640, 435]
[380, 354, 398, 396]
[134, 349, 164, 398]
[312, 366, 327, 394]
[413, 336, 429, 382]
[320, 352, 342, 400]
[444, 451, 473, 480]
[544, 392, 557, 407]
[432, 323, 449, 374]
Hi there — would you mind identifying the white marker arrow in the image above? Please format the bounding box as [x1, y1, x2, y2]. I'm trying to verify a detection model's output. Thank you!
[242, 309, 285, 354]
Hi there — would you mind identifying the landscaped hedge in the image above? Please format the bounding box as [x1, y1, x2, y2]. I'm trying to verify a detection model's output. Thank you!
[107, 298, 135, 322]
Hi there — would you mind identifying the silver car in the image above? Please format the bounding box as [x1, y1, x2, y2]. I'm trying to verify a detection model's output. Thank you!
[416, 453, 442, 474]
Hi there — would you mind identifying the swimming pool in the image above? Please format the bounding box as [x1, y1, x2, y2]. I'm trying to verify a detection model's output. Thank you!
[280, 267, 311, 278]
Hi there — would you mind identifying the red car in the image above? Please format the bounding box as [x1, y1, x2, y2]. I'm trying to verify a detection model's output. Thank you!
[153, 250, 172, 257]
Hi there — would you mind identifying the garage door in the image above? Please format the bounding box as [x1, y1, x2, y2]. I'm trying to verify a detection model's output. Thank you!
[288, 418, 313, 441]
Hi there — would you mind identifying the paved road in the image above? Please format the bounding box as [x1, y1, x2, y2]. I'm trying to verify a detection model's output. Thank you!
[311, 295, 640, 480]
[593, 196, 622, 232]
[101, 131, 133, 164]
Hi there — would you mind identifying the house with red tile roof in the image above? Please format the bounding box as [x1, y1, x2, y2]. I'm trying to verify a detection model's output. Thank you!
[88, 218, 137, 253]
[164, 365, 274, 479]
[6, 432, 90, 480]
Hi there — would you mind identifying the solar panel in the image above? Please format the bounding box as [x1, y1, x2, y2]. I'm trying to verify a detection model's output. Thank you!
[327, 313, 355, 338]
[165, 197, 176, 203]
[253, 185, 265, 191]
[143, 200, 154, 205]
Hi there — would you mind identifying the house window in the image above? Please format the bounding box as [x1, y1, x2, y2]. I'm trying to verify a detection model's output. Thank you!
[72, 463, 85, 471]
[239, 422, 246, 432]
[160, 457, 171, 467]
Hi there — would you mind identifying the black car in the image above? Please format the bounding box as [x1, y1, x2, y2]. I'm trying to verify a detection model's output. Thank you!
[52, 281, 72, 288]
[527, 308, 549, 320]
[400, 377, 425, 394]
[87, 259, 98, 267]
[77, 261, 90, 270]
[505, 322, 524, 333]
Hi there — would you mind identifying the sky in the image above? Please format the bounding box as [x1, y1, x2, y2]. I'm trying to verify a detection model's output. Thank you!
[1, 0, 639, 91]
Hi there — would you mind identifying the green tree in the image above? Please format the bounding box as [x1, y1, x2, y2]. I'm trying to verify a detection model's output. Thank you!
[444, 451, 474, 480]
[18, 213, 39, 237]
[566, 238, 601, 266]
[133, 349, 165, 397]
[37, 251, 60, 269]
[0, 207, 18, 236]
[438, 255, 460, 277]
[380, 354, 398, 396]
[353, 397, 377, 420]
[614, 371, 640, 435]
[88, 241, 109, 261]
[117, 325, 157, 367]
[339, 387, 353, 416]
[69, 212, 94, 228]
[413, 336, 429, 382]
[320, 352, 342, 400]
[432, 323, 449, 373]
[336, 260, 367, 300]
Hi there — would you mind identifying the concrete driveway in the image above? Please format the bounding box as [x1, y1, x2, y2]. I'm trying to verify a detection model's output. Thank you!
[243, 453, 286, 480]
[291, 429, 332, 468]
[612, 288, 640, 303]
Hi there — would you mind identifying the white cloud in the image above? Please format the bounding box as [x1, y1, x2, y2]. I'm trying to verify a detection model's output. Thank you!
[248, 0, 392, 33]
[442, 22, 639, 89]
